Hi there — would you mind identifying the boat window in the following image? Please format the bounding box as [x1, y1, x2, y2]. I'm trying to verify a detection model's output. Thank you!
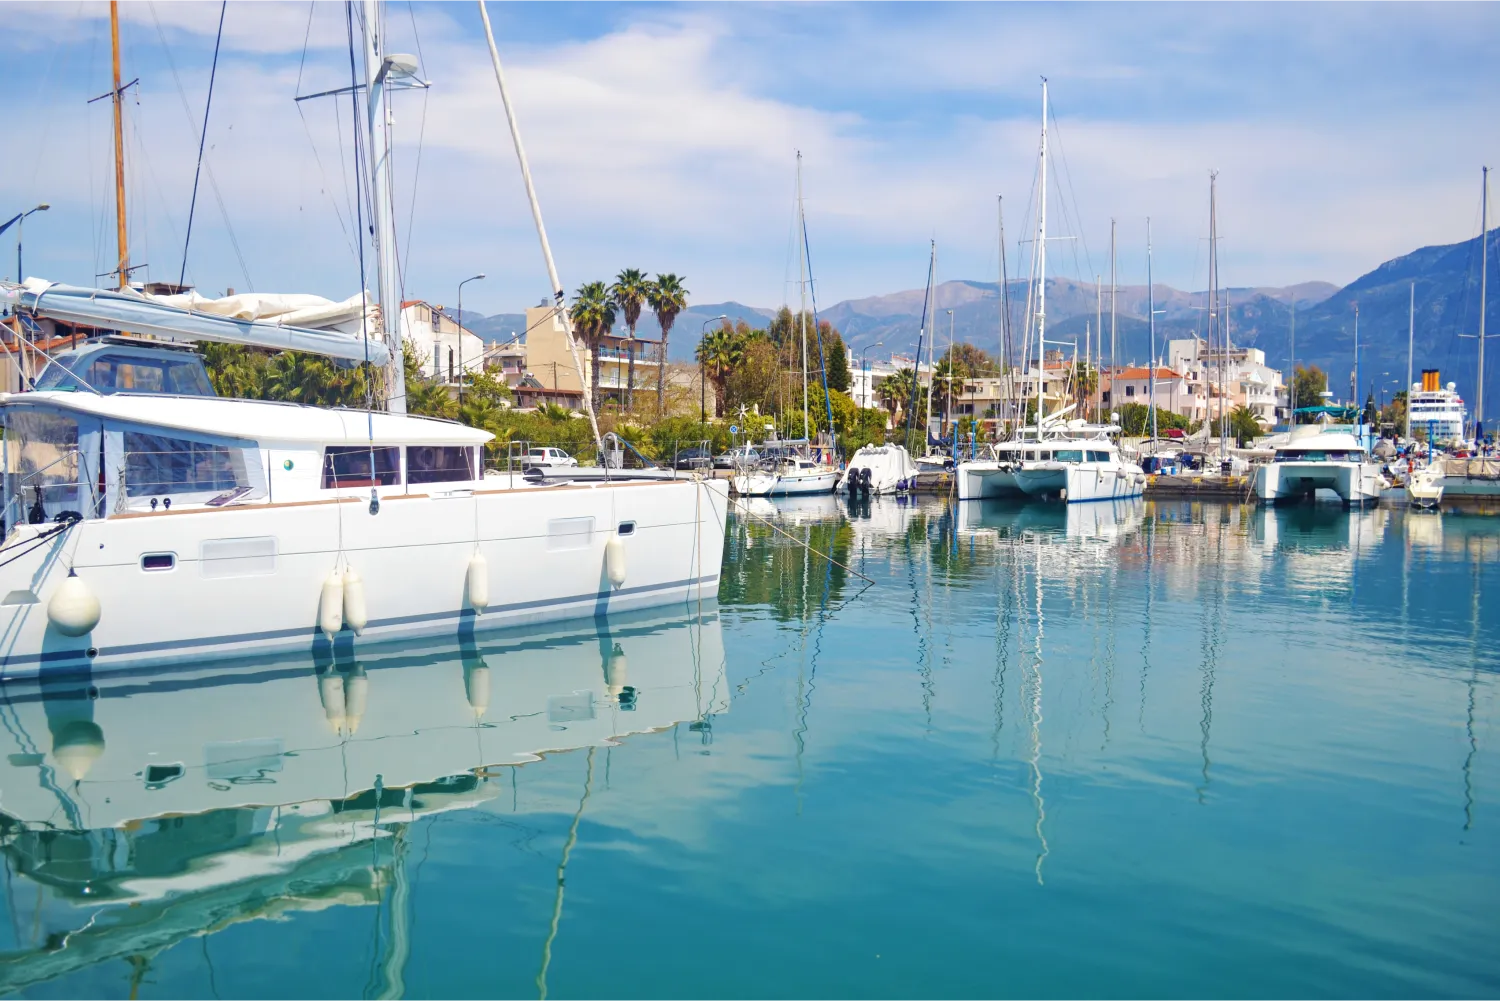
[1040, 451, 1053, 461]
[37, 352, 215, 397]
[322, 446, 401, 488]
[5, 410, 83, 521]
[1025, 451, 1037, 461]
[1056, 449, 1083, 463]
[407, 445, 476, 484]
[1088, 450, 1109, 462]
[124, 432, 249, 498]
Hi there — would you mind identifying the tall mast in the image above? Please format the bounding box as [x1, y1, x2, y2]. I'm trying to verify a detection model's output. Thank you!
[1208, 170, 1219, 444]
[1406, 282, 1415, 441]
[1148, 217, 1157, 443]
[1109, 219, 1116, 413]
[999, 196, 1012, 431]
[1094, 274, 1101, 420]
[110, 0, 128, 290]
[1481, 165, 1489, 434]
[1034, 79, 1048, 430]
[364, 0, 407, 412]
[798, 152, 808, 439]
[1353, 303, 1360, 415]
[924, 242, 937, 438]
[1289, 294, 1296, 421]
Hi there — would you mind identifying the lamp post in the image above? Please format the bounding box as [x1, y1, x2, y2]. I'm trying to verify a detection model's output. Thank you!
[860, 340, 884, 409]
[0, 204, 49, 282]
[456, 273, 485, 403]
[699, 314, 727, 425]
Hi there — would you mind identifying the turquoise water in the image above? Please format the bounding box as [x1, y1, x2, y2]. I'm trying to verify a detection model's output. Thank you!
[0, 497, 1496, 999]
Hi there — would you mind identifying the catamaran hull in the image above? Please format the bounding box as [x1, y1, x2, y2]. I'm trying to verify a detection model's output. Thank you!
[732, 470, 838, 497]
[1253, 461, 1383, 507]
[956, 460, 1146, 503]
[0, 478, 729, 679]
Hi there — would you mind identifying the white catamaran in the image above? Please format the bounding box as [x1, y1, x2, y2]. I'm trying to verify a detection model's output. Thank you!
[0, 1, 727, 679]
[955, 80, 1145, 505]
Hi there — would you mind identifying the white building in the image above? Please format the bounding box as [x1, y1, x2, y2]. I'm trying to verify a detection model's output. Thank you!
[400, 300, 486, 386]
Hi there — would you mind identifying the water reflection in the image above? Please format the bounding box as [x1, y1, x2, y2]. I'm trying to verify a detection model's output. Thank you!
[0, 610, 725, 995]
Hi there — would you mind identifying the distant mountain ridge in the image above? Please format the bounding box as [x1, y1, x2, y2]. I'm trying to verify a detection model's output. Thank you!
[466, 234, 1496, 412]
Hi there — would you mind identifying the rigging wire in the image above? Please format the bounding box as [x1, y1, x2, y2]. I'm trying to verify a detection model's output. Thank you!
[398, 0, 430, 295]
[179, 0, 227, 288]
[345, 0, 379, 425]
[295, 0, 360, 262]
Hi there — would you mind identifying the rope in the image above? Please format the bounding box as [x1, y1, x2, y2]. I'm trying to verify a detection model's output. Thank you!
[727, 493, 875, 585]
[179, 0, 226, 288]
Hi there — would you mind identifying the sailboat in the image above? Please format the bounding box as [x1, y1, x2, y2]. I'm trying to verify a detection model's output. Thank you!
[0, 0, 728, 679]
[733, 153, 837, 498]
[954, 80, 1145, 504]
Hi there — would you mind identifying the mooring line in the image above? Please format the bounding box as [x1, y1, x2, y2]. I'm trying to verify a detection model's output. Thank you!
[728, 493, 876, 585]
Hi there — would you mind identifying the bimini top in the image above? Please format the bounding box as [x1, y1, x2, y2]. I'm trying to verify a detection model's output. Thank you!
[0, 391, 491, 447]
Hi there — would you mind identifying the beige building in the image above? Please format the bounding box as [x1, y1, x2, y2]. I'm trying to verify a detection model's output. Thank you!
[520, 304, 662, 409]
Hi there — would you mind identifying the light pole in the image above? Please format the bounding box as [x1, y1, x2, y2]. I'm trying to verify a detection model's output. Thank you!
[456, 273, 485, 403]
[860, 340, 884, 409]
[699, 314, 727, 424]
[0, 204, 49, 282]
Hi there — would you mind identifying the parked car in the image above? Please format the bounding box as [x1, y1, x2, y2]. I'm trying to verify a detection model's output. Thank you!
[673, 446, 714, 470]
[521, 446, 578, 469]
[715, 446, 759, 469]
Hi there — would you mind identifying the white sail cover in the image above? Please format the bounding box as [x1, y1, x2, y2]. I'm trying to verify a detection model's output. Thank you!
[0, 280, 390, 366]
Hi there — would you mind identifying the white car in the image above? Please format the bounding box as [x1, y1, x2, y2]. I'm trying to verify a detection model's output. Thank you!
[522, 446, 579, 469]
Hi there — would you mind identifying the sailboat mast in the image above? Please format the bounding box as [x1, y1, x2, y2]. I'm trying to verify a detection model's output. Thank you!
[1034, 79, 1049, 431]
[1109, 218, 1116, 412]
[1094, 274, 1102, 420]
[1406, 283, 1414, 442]
[925, 243, 937, 437]
[1148, 217, 1157, 443]
[364, 0, 408, 412]
[1289, 295, 1297, 420]
[798, 152, 808, 440]
[110, 0, 128, 290]
[1480, 165, 1489, 434]
[1208, 171, 1219, 443]
[998, 196, 1008, 425]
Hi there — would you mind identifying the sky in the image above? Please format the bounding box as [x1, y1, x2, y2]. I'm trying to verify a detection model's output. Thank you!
[1, 1, 1498, 318]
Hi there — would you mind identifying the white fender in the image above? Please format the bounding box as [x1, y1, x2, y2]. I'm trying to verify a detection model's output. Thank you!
[467, 552, 490, 610]
[51, 720, 105, 781]
[47, 570, 100, 637]
[605, 534, 627, 588]
[342, 565, 368, 636]
[465, 664, 491, 718]
[319, 570, 344, 639]
[318, 674, 347, 735]
[343, 671, 368, 735]
[605, 647, 628, 701]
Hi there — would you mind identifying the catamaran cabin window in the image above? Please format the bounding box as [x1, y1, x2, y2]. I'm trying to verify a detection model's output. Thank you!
[1088, 450, 1109, 462]
[5, 410, 83, 521]
[1056, 449, 1083, 463]
[124, 432, 248, 498]
[323, 446, 401, 488]
[37, 354, 215, 396]
[407, 446, 476, 484]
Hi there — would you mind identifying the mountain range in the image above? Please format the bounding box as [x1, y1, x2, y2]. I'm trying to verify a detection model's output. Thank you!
[463, 233, 1497, 412]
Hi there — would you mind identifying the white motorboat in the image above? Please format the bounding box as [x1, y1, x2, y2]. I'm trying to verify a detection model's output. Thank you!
[0, 327, 727, 679]
[1253, 423, 1385, 507]
[841, 443, 918, 496]
[1406, 463, 1445, 508]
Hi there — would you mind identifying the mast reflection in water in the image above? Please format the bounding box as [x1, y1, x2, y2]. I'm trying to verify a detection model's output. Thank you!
[0, 497, 1496, 998]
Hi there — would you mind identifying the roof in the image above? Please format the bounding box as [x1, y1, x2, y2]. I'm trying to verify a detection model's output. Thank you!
[1114, 366, 1184, 380]
[0, 391, 492, 447]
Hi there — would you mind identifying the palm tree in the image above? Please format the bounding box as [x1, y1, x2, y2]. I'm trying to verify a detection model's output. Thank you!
[610, 268, 649, 411]
[1070, 361, 1099, 418]
[878, 367, 919, 428]
[570, 280, 616, 413]
[695, 324, 743, 417]
[648, 273, 688, 418]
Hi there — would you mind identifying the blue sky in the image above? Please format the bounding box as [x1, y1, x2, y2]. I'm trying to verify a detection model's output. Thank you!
[2, 1, 1498, 317]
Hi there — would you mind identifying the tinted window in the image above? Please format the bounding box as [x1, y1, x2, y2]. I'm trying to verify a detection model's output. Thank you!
[35, 353, 216, 397]
[1056, 449, 1083, 463]
[124, 432, 247, 498]
[323, 446, 400, 488]
[408, 446, 475, 484]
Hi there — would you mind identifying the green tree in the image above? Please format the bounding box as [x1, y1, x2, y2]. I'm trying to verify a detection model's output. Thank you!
[877, 367, 925, 430]
[940, 342, 996, 376]
[696, 321, 747, 417]
[725, 332, 777, 414]
[648, 273, 689, 418]
[610, 268, 649, 410]
[1071, 361, 1099, 416]
[570, 280, 617, 414]
[1228, 405, 1262, 445]
[825, 333, 850, 394]
[1292, 364, 1328, 418]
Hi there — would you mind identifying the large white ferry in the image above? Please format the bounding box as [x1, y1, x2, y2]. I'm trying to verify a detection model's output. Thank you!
[1407, 369, 1466, 444]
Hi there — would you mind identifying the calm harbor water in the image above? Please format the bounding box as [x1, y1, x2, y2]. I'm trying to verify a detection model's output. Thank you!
[0, 497, 1496, 999]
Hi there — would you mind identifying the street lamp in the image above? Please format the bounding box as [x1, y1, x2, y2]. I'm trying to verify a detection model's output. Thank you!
[700, 314, 727, 424]
[0, 204, 50, 282]
[456, 273, 485, 403]
[860, 340, 884, 409]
